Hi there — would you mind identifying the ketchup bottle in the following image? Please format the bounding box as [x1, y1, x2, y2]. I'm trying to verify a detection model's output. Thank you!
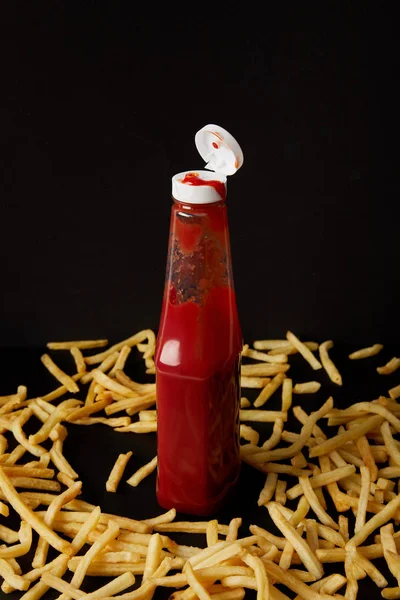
[155, 125, 244, 516]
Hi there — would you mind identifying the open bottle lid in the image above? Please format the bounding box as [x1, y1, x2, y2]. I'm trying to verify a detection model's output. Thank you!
[172, 124, 243, 204]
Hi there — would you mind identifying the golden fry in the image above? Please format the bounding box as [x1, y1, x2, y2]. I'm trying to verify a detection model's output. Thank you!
[106, 451, 133, 492]
[40, 353, 79, 393]
[349, 343, 383, 359]
[292, 381, 321, 394]
[286, 331, 322, 370]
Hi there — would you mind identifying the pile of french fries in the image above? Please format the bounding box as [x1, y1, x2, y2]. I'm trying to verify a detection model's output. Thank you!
[1, 329, 400, 599]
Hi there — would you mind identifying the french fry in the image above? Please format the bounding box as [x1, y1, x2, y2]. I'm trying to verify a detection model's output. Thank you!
[349, 343, 383, 359]
[344, 550, 359, 600]
[293, 405, 326, 439]
[106, 393, 156, 417]
[356, 435, 377, 481]
[256, 397, 333, 463]
[69, 520, 120, 591]
[239, 410, 287, 423]
[34, 373, 84, 404]
[241, 377, 271, 389]
[309, 415, 383, 458]
[0, 524, 19, 545]
[85, 330, 152, 365]
[257, 473, 278, 506]
[347, 494, 400, 549]
[80, 352, 119, 385]
[0, 521, 31, 559]
[0, 558, 29, 591]
[381, 420, 400, 467]
[253, 340, 289, 350]
[279, 538, 295, 570]
[0, 435, 7, 455]
[293, 381, 321, 394]
[219, 575, 256, 590]
[29, 400, 81, 445]
[72, 416, 131, 427]
[249, 526, 287, 551]
[106, 451, 133, 493]
[266, 502, 323, 579]
[377, 357, 400, 375]
[139, 410, 157, 422]
[274, 479, 287, 505]
[382, 587, 400, 599]
[226, 518, 242, 542]
[378, 466, 400, 479]
[191, 543, 243, 570]
[261, 559, 326, 600]
[66, 396, 114, 422]
[354, 551, 388, 587]
[67, 560, 146, 576]
[40, 572, 85, 599]
[241, 364, 289, 377]
[50, 447, 79, 479]
[0, 465, 72, 555]
[7, 476, 61, 491]
[344, 402, 400, 431]
[240, 425, 259, 445]
[241, 552, 269, 600]
[12, 409, 47, 457]
[389, 384, 400, 400]
[299, 476, 338, 529]
[381, 523, 400, 586]
[289, 496, 310, 527]
[41, 353, 79, 393]
[306, 520, 319, 553]
[206, 521, 219, 547]
[70, 347, 86, 375]
[114, 371, 156, 395]
[57, 472, 75, 487]
[33, 481, 82, 568]
[261, 419, 284, 451]
[127, 456, 157, 487]
[47, 339, 108, 350]
[89, 369, 138, 398]
[338, 515, 349, 543]
[286, 331, 322, 370]
[35, 509, 150, 533]
[253, 373, 286, 408]
[242, 347, 287, 364]
[185, 562, 211, 600]
[318, 340, 342, 385]
[354, 465, 370, 534]
[143, 508, 176, 527]
[281, 378, 292, 412]
[240, 398, 251, 408]
[0, 500, 9, 517]
[109, 345, 132, 376]
[143, 533, 163, 581]
[154, 522, 228, 536]
[291, 453, 308, 469]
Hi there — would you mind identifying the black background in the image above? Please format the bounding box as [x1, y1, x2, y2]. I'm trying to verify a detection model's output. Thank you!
[1, 2, 398, 347]
[0, 5, 399, 599]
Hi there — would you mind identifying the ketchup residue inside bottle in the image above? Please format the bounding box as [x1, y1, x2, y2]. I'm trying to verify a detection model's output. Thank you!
[155, 198, 242, 515]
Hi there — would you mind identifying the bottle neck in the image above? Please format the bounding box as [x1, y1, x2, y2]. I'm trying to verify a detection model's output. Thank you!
[165, 200, 235, 306]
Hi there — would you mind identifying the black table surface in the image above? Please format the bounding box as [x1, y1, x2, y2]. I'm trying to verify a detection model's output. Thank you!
[1, 342, 400, 599]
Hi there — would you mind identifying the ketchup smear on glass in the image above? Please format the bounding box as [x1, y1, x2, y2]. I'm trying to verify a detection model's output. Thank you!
[155, 173, 242, 516]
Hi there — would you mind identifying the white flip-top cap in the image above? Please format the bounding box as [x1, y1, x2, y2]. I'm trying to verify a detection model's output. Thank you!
[172, 124, 243, 204]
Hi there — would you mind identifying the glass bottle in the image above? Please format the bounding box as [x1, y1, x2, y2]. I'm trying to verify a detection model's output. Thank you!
[155, 125, 243, 515]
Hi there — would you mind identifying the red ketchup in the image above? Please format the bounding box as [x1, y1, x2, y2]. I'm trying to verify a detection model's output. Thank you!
[155, 125, 244, 515]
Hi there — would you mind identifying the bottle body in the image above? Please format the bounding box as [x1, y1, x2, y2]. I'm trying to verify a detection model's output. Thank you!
[155, 199, 242, 515]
